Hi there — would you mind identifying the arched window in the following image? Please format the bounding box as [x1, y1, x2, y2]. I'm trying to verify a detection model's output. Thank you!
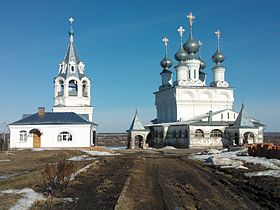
[69, 80, 78, 96]
[243, 132, 254, 144]
[71, 65, 75, 72]
[57, 131, 73, 142]
[82, 80, 88, 97]
[210, 129, 223, 138]
[58, 80, 64, 96]
[194, 129, 204, 138]
[20, 130, 27, 142]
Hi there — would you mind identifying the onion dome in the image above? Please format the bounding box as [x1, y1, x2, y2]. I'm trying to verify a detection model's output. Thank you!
[183, 35, 200, 54]
[160, 37, 173, 69]
[199, 57, 206, 69]
[212, 50, 225, 64]
[183, 12, 200, 55]
[160, 57, 173, 69]
[212, 30, 225, 65]
[175, 48, 188, 62]
[175, 26, 188, 62]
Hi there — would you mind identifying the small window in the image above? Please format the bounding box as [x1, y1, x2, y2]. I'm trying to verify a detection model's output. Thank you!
[71, 66, 75, 72]
[57, 131, 73, 142]
[194, 129, 204, 138]
[221, 113, 223, 120]
[210, 129, 223, 138]
[234, 114, 236, 119]
[227, 112, 230, 119]
[20, 130, 27, 142]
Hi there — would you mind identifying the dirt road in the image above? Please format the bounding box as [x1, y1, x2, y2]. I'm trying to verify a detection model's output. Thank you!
[55, 149, 279, 210]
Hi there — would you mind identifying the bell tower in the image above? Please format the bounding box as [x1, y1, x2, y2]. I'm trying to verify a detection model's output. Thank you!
[52, 17, 93, 122]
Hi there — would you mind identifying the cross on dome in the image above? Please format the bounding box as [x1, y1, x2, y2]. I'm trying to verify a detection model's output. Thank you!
[215, 30, 221, 50]
[162, 37, 169, 46]
[215, 29, 221, 39]
[69, 17, 74, 24]
[187, 12, 195, 28]
[178, 26, 185, 38]
[162, 37, 169, 56]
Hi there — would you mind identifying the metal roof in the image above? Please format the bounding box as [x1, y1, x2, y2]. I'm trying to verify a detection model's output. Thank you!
[10, 112, 91, 125]
[128, 111, 146, 131]
[233, 104, 256, 128]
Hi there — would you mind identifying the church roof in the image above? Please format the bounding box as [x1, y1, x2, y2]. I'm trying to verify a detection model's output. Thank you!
[58, 18, 86, 79]
[10, 112, 92, 125]
[128, 110, 146, 131]
[233, 104, 256, 128]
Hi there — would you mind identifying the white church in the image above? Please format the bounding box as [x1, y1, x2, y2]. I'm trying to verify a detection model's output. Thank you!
[128, 12, 265, 149]
[9, 18, 97, 149]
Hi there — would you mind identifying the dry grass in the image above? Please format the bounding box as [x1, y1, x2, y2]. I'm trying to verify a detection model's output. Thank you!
[0, 150, 90, 191]
[0, 193, 23, 210]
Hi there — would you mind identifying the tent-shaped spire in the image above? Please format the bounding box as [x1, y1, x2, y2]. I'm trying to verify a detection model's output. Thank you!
[59, 17, 85, 79]
[233, 104, 255, 128]
[128, 110, 145, 131]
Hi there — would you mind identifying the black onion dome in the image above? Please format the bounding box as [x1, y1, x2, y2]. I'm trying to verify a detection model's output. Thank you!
[212, 50, 225, 64]
[183, 35, 200, 54]
[175, 48, 188, 62]
[199, 58, 206, 69]
[160, 57, 173, 69]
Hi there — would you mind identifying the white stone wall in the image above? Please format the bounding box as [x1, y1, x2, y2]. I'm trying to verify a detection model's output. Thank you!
[155, 86, 234, 123]
[9, 124, 93, 149]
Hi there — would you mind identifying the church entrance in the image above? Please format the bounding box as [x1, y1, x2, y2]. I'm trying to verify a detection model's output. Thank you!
[134, 135, 143, 148]
[243, 132, 254, 144]
[30, 129, 41, 148]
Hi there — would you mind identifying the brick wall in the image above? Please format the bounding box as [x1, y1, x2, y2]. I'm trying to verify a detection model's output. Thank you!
[97, 133, 128, 146]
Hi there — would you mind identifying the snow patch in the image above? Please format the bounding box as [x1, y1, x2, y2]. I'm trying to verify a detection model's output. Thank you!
[0, 171, 30, 180]
[245, 170, 280, 178]
[0, 188, 45, 210]
[82, 150, 121, 156]
[67, 155, 95, 161]
[162, 146, 177, 150]
[0, 159, 10, 163]
[191, 148, 280, 177]
[70, 160, 99, 181]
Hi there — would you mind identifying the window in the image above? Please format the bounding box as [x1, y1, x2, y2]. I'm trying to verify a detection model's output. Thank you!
[71, 66, 75, 72]
[58, 80, 64, 96]
[227, 112, 230, 119]
[57, 131, 73, 142]
[194, 129, 204, 138]
[210, 129, 223, 138]
[82, 80, 88, 97]
[69, 80, 78, 96]
[221, 113, 223, 120]
[20, 130, 27, 142]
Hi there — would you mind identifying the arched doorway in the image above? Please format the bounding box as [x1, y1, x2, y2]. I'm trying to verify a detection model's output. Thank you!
[243, 132, 254, 144]
[146, 132, 153, 147]
[134, 135, 143, 148]
[92, 131, 96, 146]
[29, 129, 41, 148]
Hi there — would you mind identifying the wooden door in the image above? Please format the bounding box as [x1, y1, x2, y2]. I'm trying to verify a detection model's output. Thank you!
[33, 133, 41, 148]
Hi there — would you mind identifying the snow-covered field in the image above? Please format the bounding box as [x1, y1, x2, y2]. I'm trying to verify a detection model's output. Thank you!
[191, 148, 280, 178]
[0, 188, 45, 210]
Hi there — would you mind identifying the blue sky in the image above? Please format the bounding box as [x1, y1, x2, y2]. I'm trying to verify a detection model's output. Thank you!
[0, 0, 279, 132]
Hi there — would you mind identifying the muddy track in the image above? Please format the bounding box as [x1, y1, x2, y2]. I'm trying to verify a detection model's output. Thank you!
[32, 150, 279, 210]
[117, 152, 278, 210]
